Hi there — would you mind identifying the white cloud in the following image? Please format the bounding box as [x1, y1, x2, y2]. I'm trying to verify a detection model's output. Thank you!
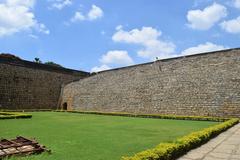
[91, 64, 111, 72]
[181, 42, 227, 55]
[220, 16, 240, 34]
[29, 34, 38, 39]
[7, 0, 35, 8]
[116, 25, 123, 30]
[100, 50, 134, 65]
[112, 26, 175, 60]
[35, 23, 50, 34]
[0, 0, 49, 37]
[187, 3, 227, 30]
[87, 5, 103, 21]
[51, 0, 72, 10]
[234, 0, 240, 9]
[71, 11, 85, 22]
[92, 50, 133, 73]
[70, 4, 103, 22]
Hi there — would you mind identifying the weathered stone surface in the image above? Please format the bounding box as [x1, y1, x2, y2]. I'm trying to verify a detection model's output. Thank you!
[231, 155, 240, 159]
[0, 57, 89, 110]
[184, 152, 206, 159]
[203, 157, 221, 160]
[208, 152, 231, 159]
[178, 124, 240, 160]
[178, 157, 193, 160]
[62, 49, 240, 117]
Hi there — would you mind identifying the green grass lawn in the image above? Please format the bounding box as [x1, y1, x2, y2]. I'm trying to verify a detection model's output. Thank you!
[0, 112, 219, 160]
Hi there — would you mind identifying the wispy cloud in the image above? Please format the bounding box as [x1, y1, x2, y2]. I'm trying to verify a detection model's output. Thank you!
[181, 42, 228, 55]
[49, 0, 72, 10]
[234, 0, 240, 9]
[91, 64, 111, 72]
[70, 4, 103, 23]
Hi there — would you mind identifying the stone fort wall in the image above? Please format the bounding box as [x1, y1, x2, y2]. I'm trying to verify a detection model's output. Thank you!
[61, 49, 240, 117]
[0, 57, 89, 110]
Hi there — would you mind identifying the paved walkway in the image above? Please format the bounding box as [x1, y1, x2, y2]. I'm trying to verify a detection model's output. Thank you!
[178, 123, 240, 160]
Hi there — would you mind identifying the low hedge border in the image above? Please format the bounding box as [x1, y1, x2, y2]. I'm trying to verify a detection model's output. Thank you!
[0, 112, 32, 119]
[121, 118, 239, 160]
[56, 110, 229, 122]
[0, 109, 52, 112]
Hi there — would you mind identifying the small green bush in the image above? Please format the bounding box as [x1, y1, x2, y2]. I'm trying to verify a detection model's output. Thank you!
[0, 112, 32, 119]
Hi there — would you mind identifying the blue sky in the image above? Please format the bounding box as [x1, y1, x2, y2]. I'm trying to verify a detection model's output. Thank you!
[0, 0, 240, 72]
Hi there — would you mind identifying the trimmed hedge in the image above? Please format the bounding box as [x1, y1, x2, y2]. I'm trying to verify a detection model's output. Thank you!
[122, 118, 239, 160]
[0, 109, 52, 112]
[56, 110, 228, 122]
[0, 112, 32, 119]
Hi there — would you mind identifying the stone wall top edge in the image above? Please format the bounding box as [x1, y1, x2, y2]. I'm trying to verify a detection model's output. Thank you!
[0, 57, 90, 76]
[63, 48, 240, 87]
[93, 48, 240, 75]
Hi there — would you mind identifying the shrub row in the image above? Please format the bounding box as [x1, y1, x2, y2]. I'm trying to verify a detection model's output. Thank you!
[56, 110, 228, 122]
[0, 112, 32, 119]
[122, 118, 239, 160]
[0, 109, 52, 112]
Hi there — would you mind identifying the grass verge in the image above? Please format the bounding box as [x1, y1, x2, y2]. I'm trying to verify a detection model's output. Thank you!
[0, 112, 219, 160]
[122, 118, 239, 160]
[56, 110, 239, 160]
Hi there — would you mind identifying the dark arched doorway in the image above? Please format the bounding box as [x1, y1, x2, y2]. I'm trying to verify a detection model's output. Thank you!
[62, 102, 67, 110]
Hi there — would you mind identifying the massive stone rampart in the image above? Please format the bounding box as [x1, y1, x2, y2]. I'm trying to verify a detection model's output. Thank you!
[0, 56, 89, 110]
[61, 49, 240, 117]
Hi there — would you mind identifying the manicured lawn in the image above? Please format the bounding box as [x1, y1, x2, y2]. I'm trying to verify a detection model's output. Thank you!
[0, 112, 219, 160]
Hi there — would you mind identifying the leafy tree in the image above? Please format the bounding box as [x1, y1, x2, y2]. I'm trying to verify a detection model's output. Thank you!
[34, 57, 42, 63]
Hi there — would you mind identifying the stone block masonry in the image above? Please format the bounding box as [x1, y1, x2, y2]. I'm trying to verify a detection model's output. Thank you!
[0, 57, 89, 110]
[61, 49, 240, 117]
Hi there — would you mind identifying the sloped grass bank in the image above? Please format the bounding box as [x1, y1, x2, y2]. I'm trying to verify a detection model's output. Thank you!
[0, 112, 219, 160]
